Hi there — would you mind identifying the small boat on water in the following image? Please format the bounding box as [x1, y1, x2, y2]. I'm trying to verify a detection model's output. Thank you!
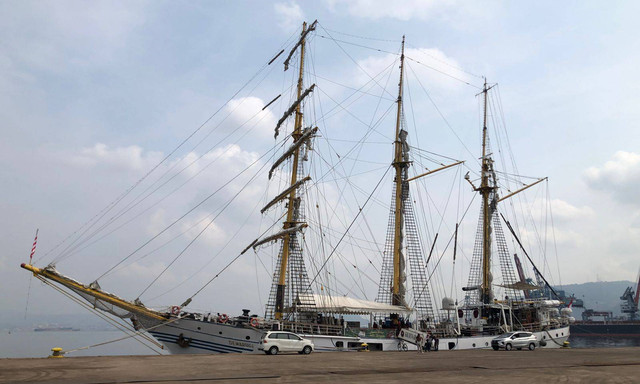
[22, 20, 570, 354]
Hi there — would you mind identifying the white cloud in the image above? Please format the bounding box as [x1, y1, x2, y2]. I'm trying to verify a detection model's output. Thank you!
[147, 209, 167, 236]
[225, 97, 278, 140]
[0, 1, 148, 73]
[326, 0, 444, 21]
[354, 47, 471, 93]
[584, 151, 640, 205]
[274, 2, 304, 32]
[115, 261, 177, 285]
[549, 199, 594, 222]
[69, 143, 164, 172]
[180, 214, 228, 249]
[325, 0, 486, 24]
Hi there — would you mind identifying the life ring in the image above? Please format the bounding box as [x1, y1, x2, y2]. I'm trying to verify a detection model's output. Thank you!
[219, 313, 229, 323]
[170, 306, 181, 316]
[250, 318, 260, 327]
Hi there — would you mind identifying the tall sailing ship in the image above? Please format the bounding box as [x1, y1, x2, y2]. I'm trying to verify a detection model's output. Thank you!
[21, 20, 571, 354]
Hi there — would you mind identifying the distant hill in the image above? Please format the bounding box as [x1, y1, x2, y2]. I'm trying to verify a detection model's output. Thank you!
[557, 280, 635, 317]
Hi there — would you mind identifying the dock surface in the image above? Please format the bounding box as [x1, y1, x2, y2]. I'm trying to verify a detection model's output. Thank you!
[2, 347, 639, 383]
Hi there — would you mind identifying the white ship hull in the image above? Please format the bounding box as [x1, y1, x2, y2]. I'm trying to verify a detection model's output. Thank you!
[141, 316, 570, 354]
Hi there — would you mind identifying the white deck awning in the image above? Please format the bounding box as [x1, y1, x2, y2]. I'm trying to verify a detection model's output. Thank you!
[311, 294, 412, 315]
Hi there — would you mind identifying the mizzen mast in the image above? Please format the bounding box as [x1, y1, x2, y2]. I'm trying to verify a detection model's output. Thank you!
[479, 79, 495, 305]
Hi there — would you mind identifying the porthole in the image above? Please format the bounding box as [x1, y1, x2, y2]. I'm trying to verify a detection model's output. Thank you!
[561, 332, 564, 336]
[472, 343, 476, 347]
[543, 336, 546, 339]
[556, 333, 558, 337]
[219, 332, 223, 335]
[246, 336, 251, 340]
[197, 327, 201, 330]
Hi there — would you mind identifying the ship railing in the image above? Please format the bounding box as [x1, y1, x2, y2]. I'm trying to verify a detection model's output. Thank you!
[280, 320, 344, 336]
[347, 328, 398, 339]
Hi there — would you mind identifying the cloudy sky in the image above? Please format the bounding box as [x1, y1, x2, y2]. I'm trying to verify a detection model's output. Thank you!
[2, 1, 639, 319]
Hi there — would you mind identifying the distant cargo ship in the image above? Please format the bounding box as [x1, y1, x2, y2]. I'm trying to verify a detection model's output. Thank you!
[571, 322, 640, 337]
[33, 327, 75, 332]
[571, 273, 640, 337]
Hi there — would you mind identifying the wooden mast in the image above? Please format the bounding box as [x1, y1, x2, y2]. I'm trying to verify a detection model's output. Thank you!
[479, 79, 495, 305]
[392, 36, 406, 306]
[275, 21, 307, 320]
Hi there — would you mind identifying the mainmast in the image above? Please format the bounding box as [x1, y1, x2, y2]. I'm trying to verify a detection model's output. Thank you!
[275, 21, 308, 320]
[376, 36, 436, 322]
[392, 36, 407, 306]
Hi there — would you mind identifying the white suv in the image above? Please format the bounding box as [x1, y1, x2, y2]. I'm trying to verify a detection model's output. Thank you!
[259, 331, 314, 355]
[491, 331, 538, 351]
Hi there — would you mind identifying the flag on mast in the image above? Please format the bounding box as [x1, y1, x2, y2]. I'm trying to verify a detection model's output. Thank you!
[29, 229, 38, 264]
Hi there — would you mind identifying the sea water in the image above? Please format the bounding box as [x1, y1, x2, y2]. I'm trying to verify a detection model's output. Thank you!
[0, 330, 167, 358]
[568, 335, 640, 348]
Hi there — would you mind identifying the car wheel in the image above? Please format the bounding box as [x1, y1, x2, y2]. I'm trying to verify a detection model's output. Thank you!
[505, 343, 512, 351]
[302, 346, 312, 354]
[269, 346, 279, 355]
[492, 346, 499, 351]
[528, 343, 536, 351]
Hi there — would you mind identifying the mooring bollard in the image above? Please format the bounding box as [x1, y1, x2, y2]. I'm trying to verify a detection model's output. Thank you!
[48, 347, 65, 358]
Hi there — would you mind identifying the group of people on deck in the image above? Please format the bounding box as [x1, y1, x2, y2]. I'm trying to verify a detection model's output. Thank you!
[415, 332, 439, 353]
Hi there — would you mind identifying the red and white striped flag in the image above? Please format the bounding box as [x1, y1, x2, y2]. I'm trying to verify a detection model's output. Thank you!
[29, 229, 38, 264]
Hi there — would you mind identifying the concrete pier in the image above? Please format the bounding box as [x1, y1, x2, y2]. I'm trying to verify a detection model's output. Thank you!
[1, 348, 639, 383]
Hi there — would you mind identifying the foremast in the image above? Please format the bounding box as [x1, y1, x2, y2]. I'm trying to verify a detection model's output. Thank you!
[248, 20, 318, 321]
[275, 21, 308, 321]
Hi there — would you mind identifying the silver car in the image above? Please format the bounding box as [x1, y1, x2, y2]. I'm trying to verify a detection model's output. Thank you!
[491, 331, 537, 351]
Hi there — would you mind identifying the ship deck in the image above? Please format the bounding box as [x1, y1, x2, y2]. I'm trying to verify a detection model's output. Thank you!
[2, 347, 639, 383]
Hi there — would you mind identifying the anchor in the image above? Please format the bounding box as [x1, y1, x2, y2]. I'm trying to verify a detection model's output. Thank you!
[177, 333, 192, 348]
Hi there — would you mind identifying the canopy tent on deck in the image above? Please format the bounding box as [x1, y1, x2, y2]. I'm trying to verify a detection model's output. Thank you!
[307, 294, 412, 315]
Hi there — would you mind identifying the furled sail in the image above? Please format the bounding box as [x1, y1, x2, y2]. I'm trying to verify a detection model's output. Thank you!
[283, 20, 317, 71]
[269, 127, 317, 179]
[249, 223, 308, 251]
[261, 176, 311, 214]
[274, 84, 315, 139]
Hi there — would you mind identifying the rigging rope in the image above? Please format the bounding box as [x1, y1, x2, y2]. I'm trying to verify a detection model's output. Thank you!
[35, 276, 164, 355]
[96, 143, 279, 281]
[137, 152, 276, 298]
[306, 165, 392, 288]
[42, 64, 275, 266]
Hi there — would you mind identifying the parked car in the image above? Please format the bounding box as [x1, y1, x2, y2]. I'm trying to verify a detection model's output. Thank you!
[491, 332, 538, 351]
[259, 331, 314, 355]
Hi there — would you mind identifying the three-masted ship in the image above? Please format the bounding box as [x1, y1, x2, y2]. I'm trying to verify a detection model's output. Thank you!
[21, 20, 570, 354]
